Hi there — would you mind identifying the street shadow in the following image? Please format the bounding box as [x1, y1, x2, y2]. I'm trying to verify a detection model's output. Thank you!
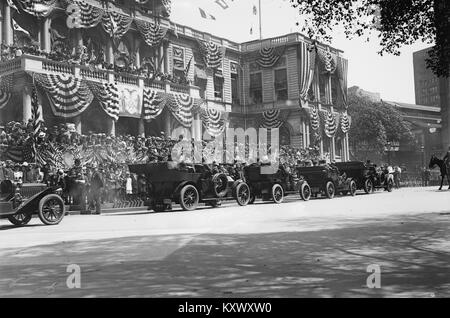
[1, 213, 449, 297]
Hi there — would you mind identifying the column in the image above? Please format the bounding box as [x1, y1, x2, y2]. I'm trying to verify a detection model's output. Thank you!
[134, 38, 141, 68]
[0, 3, 4, 45]
[3, 2, 12, 45]
[22, 86, 32, 123]
[106, 39, 114, 65]
[41, 18, 51, 52]
[163, 42, 169, 74]
[164, 110, 171, 136]
[107, 119, 116, 136]
[138, 119, 145, 137]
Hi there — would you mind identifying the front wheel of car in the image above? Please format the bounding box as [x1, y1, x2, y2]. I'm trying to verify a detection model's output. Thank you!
[180, 185, 199, 211]
[38, 194, 65, 225]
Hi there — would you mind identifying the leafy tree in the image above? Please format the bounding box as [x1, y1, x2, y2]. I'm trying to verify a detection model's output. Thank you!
[290, 0, 450, 77]
[347, 91, 416, 160]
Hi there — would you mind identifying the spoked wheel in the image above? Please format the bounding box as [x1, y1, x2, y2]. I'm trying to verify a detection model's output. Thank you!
[325, 181, 335, 199]
[299, 182, 311, 201]
[272, 184, 284, 204]
[38, 194, 65, 225]
[235, 182, 251, 206]
[350, 180, 357, 196]
[364, 179, 374, 194]
[8, 212, 32, 226]
[179, 185, 199, 211]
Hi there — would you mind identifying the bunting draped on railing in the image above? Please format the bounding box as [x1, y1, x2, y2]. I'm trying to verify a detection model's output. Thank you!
[320, 109, 339, 138]
[256, 46, 285, 68]
[33, 73, 93, 118]
[101, 11, 133, 39]
[87, 81, 120, 121]
[67, 0, 104, 28]
[135, 20, 167, 47]
[260, 109, 283, 129]
[167, 93, 202, 128]
[340, 111, 351, 134]
[309, 106, 320, 132]
[298, 42, 316, 106]
[316, 47, 337, 74]
[198, 40, 223, 69]
[200, 108, 225, 137]
[5, 146, 24, 162]
[14, 0, 57, 18]
[143, 89, 168, 121]
[0, 75, 13, 110]
[336, 56, 349, 109]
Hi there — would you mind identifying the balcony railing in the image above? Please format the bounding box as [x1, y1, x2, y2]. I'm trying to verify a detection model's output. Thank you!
[0, 54, 200, 98]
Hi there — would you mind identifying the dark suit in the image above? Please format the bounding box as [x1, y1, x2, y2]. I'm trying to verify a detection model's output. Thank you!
[90, 171, 104, 214]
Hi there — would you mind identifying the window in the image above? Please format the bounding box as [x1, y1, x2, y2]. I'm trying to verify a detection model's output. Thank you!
[274, 69, 288, 101]
[172, 46, 185, 72]
[214, 70, 224, 99]
[231, 73, 239, 104]
[250, 73, 263, 104]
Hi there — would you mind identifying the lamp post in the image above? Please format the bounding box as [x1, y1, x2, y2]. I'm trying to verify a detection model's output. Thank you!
[421, 145, 425, 169]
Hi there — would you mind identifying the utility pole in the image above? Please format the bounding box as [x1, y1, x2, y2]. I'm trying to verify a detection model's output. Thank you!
[258, 0, 262, 40]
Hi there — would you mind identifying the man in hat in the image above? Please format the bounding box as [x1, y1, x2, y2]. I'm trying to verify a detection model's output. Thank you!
[70, 158, 87, 211]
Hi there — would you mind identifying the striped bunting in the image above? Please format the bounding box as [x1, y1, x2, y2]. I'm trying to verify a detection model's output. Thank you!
[198, 40, 223, 69]
[336, 56, 349, 108]
[15, 0, 57, 18]
[5, 146, 24, 162]
[135, 20, 167, 47]
[102, 11, 133, 39]
[167, 93, 202, 128]
[34, 73, 93, 118]
[317, 47, 337, 74]
[87, 81, 120, 121]
[67, 0, 104, 28]
[143, 89, 168, 121]
[200, 108, 225, 137]
[0, 75, 13, 110]
[321, 109, 338, 138]
[261, 109, 283, 129]
[341, 111, 351, 134]
[309, 106, 320, 131]
[256, 46, 285, 68]
[298, 42, 316, 104]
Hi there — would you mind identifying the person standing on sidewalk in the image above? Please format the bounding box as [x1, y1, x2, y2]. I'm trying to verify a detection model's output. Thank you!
[90, 164, 105, 215]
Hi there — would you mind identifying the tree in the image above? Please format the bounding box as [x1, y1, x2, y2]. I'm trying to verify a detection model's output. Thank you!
[290, 0, 450, 77]
[347, 91, 415, 160]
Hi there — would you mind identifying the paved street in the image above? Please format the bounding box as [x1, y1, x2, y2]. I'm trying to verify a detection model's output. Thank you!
[0, 187, 449, 298]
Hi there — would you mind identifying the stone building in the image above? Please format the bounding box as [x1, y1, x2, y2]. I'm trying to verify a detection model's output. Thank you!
[0, 0, 350, 161]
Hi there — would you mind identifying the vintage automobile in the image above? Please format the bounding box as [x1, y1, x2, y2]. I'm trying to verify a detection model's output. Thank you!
[335, 161, 374, 194]
[0, 180, 66, 226]
[243, 163, 312, 204]
[296, 165, 357, 199]
[128, 162, 251, 212]
[366, 164, 394, 192]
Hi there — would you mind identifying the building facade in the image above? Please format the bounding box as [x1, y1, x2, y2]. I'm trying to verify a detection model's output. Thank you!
[413, 47, 450, 151]
[0, 0, 350, 161]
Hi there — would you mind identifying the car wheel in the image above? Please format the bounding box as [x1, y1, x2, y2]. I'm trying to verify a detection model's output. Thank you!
[325, 181, 335, 199]
[350, 180, 357, 196]
[38, 194, 65, 225]
[299, 182, 311, 201]
[272, 184, 284, 204]
[235, 182, 250, 206]
[180, 185, 199, 211]
[8, 212, 32, 226]
[364, 179, 373, 194]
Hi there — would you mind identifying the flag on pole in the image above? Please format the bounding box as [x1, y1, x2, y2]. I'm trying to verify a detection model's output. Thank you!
[7, 0, 19, 11]
[253, 5, 258, 15]
[199, 8, 216, 20]
[215, 0, 230, 9]
[12, 19, 31, 37]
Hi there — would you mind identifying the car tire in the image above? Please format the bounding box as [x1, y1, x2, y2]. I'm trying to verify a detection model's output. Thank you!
[179, 185, 199, 211]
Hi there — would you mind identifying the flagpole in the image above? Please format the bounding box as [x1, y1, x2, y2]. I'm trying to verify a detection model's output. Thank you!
[259, 0, 262, 40]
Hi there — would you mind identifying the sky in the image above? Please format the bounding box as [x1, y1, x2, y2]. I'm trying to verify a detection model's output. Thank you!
[170, 0, 433, 104]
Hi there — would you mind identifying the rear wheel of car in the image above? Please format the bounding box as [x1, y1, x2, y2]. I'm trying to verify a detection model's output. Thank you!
[364, 179, 374, 194]
[325, 181, 335, 199]
[38, 194, 65, 225]
[180, 185, 199, 211]
[235, 182, 251, 206]
[299, 182, 311, 201]
[350, 180, 357, 196]
[8, 212, 32, 226]
[272, 184, 284, 204]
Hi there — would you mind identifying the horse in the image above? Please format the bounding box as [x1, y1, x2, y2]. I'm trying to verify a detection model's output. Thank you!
[429, 155, 450, 190]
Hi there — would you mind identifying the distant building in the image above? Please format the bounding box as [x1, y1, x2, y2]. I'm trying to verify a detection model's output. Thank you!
[413, 47, 449, 151]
